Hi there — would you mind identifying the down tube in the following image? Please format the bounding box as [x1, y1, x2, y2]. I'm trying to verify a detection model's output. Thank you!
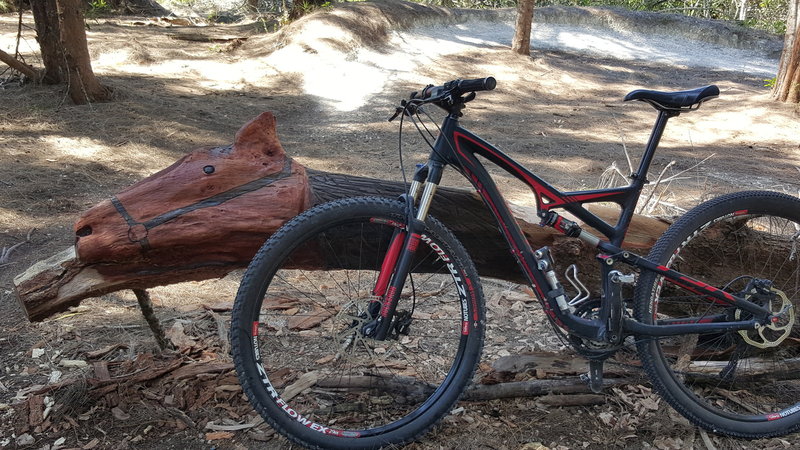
[451, 130, 605, 339]
[445, 136, 579, 334]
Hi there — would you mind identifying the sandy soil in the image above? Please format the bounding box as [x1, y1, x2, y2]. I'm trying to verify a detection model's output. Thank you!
[1, 2, 800, 449]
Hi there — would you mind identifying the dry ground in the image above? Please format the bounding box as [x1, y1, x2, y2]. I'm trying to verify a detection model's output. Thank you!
[1, 2, 800, 449]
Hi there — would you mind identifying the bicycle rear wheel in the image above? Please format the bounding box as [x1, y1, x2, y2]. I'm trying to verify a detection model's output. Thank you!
[634, 191, 800, 438]
[231, 196, 485, 449]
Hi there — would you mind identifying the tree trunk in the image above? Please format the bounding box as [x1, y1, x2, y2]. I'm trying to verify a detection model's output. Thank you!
[30, 0, 65, 84]
[55, 0, 112, 103]
[773, 0, 800, 103]
[512, 0, 535, 56]
[12, 112, 669, 322]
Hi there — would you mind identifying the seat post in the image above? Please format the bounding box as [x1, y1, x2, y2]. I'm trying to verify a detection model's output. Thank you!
[611, 109, 678, 245]
[632, 109, 678, 188]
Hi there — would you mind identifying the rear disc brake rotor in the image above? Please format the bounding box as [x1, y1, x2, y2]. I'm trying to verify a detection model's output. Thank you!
[735, 287, 795, 348]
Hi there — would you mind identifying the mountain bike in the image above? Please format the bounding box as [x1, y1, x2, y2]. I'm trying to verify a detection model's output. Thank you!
[231, 77, 800, 449]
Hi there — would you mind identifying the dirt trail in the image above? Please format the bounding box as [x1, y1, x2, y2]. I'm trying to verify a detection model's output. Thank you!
[1, 2, 799, 449]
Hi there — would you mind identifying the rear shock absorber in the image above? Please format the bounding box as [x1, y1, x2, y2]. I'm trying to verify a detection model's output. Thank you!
[540, 211, 601, 248]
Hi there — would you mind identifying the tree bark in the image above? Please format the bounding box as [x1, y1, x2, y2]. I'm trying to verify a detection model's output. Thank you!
[12, 112, 669, 322]
[55, 0, 112, 103]
[773, 0, 800, 103]
[512, 0, 535, 56]
[30, 0, 66, 84]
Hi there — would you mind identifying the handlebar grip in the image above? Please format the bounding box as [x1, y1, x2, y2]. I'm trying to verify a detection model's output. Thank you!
[457, 77, 496, 93]
[420, 76, 497, 100]
[420, 84, 442, 99]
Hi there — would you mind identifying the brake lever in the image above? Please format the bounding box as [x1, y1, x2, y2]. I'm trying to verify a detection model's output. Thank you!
[388, 106, 403, 122]
[388, 99, 422, 122]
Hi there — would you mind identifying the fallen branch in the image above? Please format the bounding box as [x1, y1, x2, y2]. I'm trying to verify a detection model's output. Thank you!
[463, 378, 627, 402]
[0, 48, 39, 81]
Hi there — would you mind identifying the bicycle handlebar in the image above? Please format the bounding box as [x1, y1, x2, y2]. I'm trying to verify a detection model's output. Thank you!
[420, 76, 497, 100]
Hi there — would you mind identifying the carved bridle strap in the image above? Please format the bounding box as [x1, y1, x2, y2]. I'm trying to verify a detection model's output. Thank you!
[112, 156, 295, 251]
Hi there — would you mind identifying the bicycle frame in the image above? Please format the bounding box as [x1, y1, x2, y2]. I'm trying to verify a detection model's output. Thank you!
[376, 105, 775, 344]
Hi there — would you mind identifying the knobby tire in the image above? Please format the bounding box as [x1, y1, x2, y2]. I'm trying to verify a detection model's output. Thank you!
[231, 197, 485, 449]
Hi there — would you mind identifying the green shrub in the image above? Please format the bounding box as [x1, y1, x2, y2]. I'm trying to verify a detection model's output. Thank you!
[0, 0, 16, 13]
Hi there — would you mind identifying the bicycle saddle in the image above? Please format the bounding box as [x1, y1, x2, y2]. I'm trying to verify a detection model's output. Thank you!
[624, 85, 719, 111]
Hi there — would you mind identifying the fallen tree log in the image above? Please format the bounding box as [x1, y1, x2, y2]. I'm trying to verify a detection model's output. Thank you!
[13, 112, 670, 322]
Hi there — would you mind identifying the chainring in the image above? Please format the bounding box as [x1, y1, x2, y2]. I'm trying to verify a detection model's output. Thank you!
[568, 299, 620, 359]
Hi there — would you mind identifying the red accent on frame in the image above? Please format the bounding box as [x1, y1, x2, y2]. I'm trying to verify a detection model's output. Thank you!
[453, 131, 625, 211]
[381, 286, 398, 317]
[668, 276, 733, 306]
[406, 233, 421, 252]
[453, 133, 569, 329]
[662, 317, 716, 325]
[373, 231, 406, 297]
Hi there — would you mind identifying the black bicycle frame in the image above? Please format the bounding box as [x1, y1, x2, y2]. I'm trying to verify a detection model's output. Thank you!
[402, 108, 773, 342]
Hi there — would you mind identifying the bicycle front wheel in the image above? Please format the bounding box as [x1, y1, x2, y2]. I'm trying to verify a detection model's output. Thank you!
[231, 197, 485, 449]
[634, 191, 800, 438]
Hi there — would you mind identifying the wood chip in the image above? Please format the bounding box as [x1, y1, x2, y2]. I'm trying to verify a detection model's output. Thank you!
[205, 417, 263, 431]
[28, 395, 44, 427]
[314, 355, 335, 364]
[287, 307, 332, 331]
[111, 407, 131, 420]
[60, 359, 89, 369]
[169, 361, 234, 380]
[166, 407, 196, 428]
[203, 301, 234, 312]
[166, 322, 197, 350]
[85, 344, 128, 359]
[92, 362, 110, 381]
[205, 431, 235, 440]
[282, 371, 319, 402]
[263, 296, 300, 310]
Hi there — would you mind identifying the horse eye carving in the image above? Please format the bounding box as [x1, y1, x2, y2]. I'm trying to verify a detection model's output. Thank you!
[203, 165, 215, 175]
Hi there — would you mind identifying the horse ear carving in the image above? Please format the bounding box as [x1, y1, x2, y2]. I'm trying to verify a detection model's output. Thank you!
[233, 112, 285, 159]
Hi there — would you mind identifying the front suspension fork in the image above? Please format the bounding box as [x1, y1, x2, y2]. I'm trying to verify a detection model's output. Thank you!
[367, 164, 441, 340]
